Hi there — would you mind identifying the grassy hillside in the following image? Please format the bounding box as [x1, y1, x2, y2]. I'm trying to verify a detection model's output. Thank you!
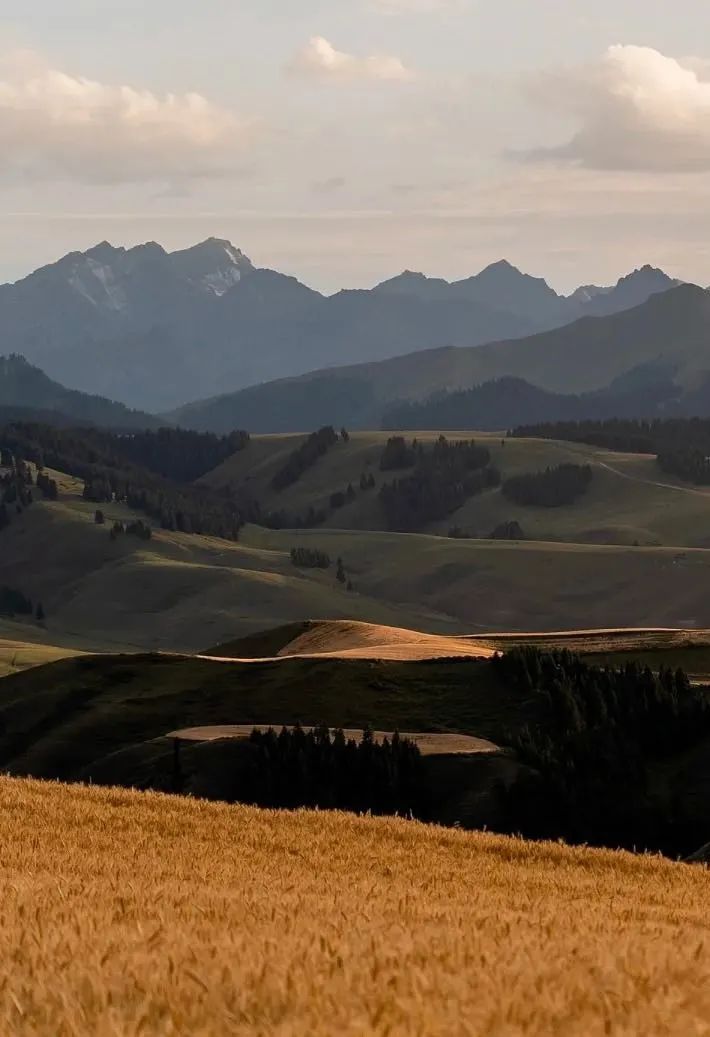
[0, 650, 525, 782]
[0, 467, 464, 652]
[0, 634, 83, 678]
[204, 430, 710, 548]
[8, 459, 710, 650]
[3, 776, 710, 1036]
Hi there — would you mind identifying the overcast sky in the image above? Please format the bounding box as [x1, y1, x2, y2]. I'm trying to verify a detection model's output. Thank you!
[3, 0, 710, 292]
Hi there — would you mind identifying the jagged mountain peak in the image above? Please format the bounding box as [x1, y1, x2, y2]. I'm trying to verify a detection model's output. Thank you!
[169, 238, 254, 297]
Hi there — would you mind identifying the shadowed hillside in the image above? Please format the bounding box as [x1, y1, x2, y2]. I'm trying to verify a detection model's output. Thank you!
[172, 285, 710, 433]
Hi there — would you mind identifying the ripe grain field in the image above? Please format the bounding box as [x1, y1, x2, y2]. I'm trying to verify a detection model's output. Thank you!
[3, 777, 710, 1035]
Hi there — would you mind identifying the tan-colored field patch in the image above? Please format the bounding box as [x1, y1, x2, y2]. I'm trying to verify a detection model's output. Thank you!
[3, 776, 710, 1036]
[272, 619, 495, 660]
[168, 725, 499, 755]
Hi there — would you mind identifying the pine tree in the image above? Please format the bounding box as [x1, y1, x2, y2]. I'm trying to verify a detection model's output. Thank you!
[336, 557, 346, 584]
[35, 602, 45, 623]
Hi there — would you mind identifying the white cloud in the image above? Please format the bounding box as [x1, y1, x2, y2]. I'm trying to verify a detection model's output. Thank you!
[0, 47, 252, 183]
[523, 45, 710, 172]
[289, 36, 414, 83]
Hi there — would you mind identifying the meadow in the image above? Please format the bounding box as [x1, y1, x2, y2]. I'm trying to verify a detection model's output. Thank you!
[2, 775, 709, 1036]
[204, 430, 710, 547]
[5, 432, 710, 657]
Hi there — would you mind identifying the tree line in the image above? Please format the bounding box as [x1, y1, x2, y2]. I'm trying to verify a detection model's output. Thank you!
[380, 436, 420, 471]
[1, 422, 251, 541]
[494, 647, 710, 855]
[512, 418, 710, 488]
[112, 427, 250, 482]
[290, 547, 331, 569]
[0, 450, 34, 530]
[512, 417, 710, 457]
[378, 436, 499, 531]
[271, 426, 340, 491]
[502, 463, 593, 507]
[0, 585, 44, 621]
[220, 725, 424, 817]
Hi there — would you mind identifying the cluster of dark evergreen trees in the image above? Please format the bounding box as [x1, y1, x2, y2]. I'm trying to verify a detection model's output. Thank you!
[113, 427, 249, 482]
[109, 519, 152, 541]
[271, 426, 340, 491]
[494, 648, 710, 853]
[0, 422, 250, 540]
[0, 450, 34, 529]
[290, 547, 331, 569]
[35, 472, 58, 500]
[329, 483, 357, 510]
[0, 585, 44, 621]
[513, 417, 710, 456]
[657, 448, 710, 485]
[380, 436, 419, 471]
[260, 504, 328, 531]
[379, 436, 499, 531]
[512, 418, 710, 488]
[502, 464, 592, 507]
[0, 585, 33, 616]
[489, 520, 526, 540]
[231, 725, 423, 817]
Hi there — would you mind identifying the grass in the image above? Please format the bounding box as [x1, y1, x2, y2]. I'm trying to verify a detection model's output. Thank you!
[7, 444, 710, 658]
[203, 430, 710, 548]
[2, 775, 710, 1036]
[0, 651, 529, 782]
[0, 636, 83, 678]
[245, 526, 710, 633]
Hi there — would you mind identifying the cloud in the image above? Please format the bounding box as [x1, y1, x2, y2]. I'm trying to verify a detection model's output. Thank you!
[312, 176, 347, 194]
[289, 36, 414, 83]
[523, 45, 710, 172]
[371, 0, 467, 11]
[0, 47, 252, 183]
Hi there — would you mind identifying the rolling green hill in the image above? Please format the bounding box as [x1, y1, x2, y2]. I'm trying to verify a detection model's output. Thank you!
[203, 430, 710, 548]
[6, 435, 710, 656]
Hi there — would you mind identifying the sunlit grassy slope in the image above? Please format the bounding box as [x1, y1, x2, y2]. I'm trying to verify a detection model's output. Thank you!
[7, 460, 710, 651]
[3, 776, 710, 1036]
[204, 431, 710, 547]
[0, 635, 83, 678]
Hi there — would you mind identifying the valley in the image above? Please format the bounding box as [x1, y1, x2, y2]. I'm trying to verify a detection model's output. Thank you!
[7, 6, 710, 1031]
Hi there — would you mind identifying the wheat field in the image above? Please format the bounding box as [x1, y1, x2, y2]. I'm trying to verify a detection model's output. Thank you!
[2, 778, 710, 1035]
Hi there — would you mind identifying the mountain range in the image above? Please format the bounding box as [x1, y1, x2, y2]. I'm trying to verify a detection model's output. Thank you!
[0, 239, 682, 412]
[170, 284, 710, 433]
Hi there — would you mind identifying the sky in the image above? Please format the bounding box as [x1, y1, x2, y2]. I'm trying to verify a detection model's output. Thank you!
[3, 0, 710, 292]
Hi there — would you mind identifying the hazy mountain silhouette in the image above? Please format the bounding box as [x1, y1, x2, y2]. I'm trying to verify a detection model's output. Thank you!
[0, 240, 684, 412]
[170, 284, 710, 433]
[0, 354, 160, 430]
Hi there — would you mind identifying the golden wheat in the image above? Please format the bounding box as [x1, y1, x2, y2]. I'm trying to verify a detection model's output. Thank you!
[1, 777, 710, 1035]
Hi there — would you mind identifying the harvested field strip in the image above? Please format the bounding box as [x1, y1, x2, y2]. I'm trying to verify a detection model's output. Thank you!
[168, 725, 500, 755]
